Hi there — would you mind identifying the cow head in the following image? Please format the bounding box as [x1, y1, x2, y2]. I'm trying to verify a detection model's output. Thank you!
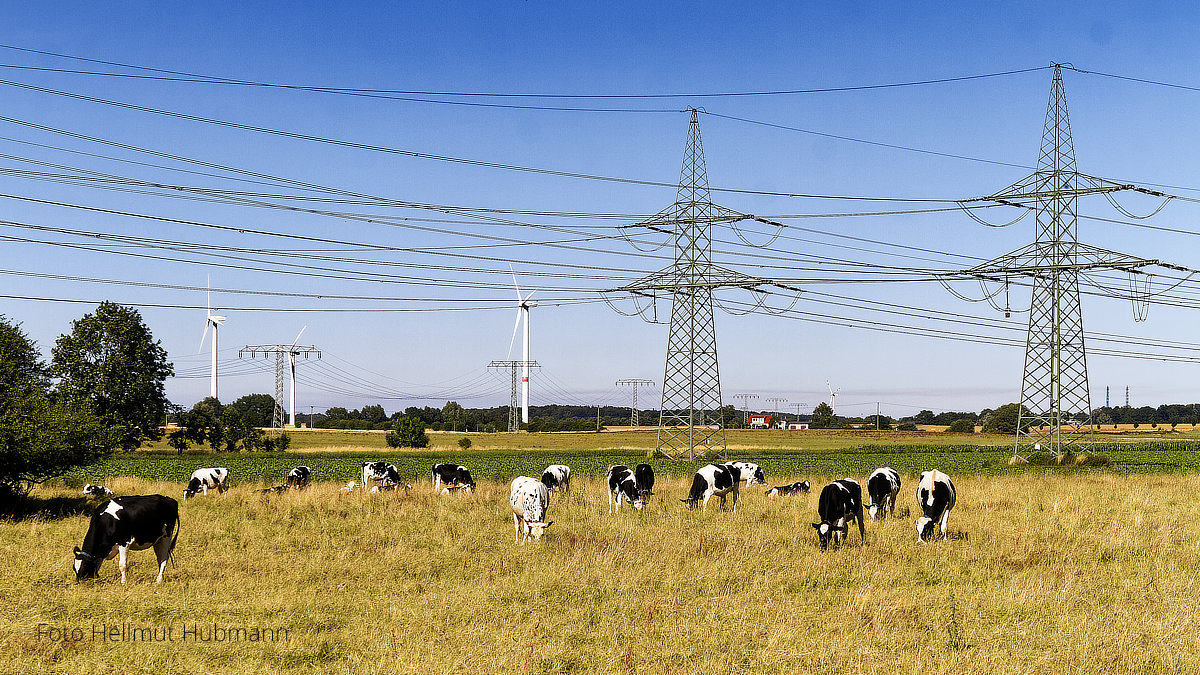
[868, 503, 881, 521]
[812, 522, 847, 551]
[915, 516, 936, 543]
[748, 467, 766, 485]
[630, 498, 644, 510]
[182, 477, 202, 500]
[525, 520, 554, 541]
[73, 547, 101, 580]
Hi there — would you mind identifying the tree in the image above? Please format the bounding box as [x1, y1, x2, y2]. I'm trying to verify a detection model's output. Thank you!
[809, 402, 836, 429]
[913, 410, 936, 425]
[981, 403, 1030, 434]
[227, 394, 277, 428]
[386, 416, 429, 448]
[50, 302, 173, 451]
[442, 401, 464, 431]
[0, 317, 118, 498]
[945, 418, 976, 433]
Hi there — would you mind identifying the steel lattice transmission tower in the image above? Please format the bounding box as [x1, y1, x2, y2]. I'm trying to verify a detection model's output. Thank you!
[616, 378, 654, 427]
[955, 65, 1159, 459]
[610, 110, 786, 460]
[489, 360, 539, 432]
[240, 332, 321, 428]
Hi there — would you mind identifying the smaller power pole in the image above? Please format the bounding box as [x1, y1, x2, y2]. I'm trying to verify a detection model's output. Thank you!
[733, 393, 759, 425]
[790, 402, 805, 425]
[616, 378, 655, 427]
[766, 397, 787, 428]
[490, 360, 540, 431]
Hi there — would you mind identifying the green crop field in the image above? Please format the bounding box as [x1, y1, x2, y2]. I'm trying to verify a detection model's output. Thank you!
[6, 429, 1200, 673]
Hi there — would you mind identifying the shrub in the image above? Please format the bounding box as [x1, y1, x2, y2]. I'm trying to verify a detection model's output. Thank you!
[458, 437, 472, 450]
[945, 418, 976, 433]
[386, 416, 429, 449]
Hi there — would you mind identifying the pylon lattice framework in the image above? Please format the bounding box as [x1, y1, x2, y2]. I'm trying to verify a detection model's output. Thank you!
[956, 65, 1159, 458]
[239, 343, 322, 428]
[616, 378, 654, 427]
[489, 360, 539, 432]
[612, 110, 781, 460]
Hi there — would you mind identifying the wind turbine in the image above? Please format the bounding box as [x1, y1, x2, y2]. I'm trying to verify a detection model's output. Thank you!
[198, 288, 226, 401]
[508, 270, 537, 424]
[826, 381, 840, 415]
[287, 326, 306, 427]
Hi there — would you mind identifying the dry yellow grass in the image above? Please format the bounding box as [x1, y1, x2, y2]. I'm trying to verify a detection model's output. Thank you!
[3, 472, 1199, 673]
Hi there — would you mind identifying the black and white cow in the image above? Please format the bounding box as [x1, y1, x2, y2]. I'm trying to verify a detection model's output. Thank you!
[371, 482, 412, 493]
[682, 464, 741, 511]
[286, 466, 312, 490]
[606, 465, 644, 513]
[510, 476, 553, 544]
[82, 484, 114, 498]
[634, 463, 655, 502]
[431, 464, 476, 492]
[765, 481, 810, 497]
[812, 478, 866, 550]
[540, 464, 571, 494]
[915, 470, 957, 543]
[361, 462, 401, 492]
[74, 494, 179, 584]
[724, 461, 766, 487]
[259, 484, 289, 494]
[183, 468, 229, 499]
[866, 467, 902, 521]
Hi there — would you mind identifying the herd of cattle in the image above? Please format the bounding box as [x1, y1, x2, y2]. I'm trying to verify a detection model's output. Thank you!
[71, 461, 958, 582]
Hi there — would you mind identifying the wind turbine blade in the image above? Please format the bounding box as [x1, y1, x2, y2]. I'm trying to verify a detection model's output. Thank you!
[507, 309, 521, 357]
[291, 326, 307, 348]
[198, 320, 210, 354]
[510, 265, 522, 302]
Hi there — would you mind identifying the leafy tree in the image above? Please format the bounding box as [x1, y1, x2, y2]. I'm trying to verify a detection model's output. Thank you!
[945, 418, 976, 433]
[386, 416, 429, 448]
[981, 403, 1030, 434]
[50, 302, 173, 450]
[913, 410, 936, 425]
[458, 437, 472, 450]
[227, 393, 277, 428]
[809, 402, 837, 429]
[0, 317, 118, 498]
[360, 404, 387, 425]
[442, 401, 464, 431]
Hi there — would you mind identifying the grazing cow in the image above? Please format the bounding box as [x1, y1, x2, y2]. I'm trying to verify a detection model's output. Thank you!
[812, 478, 866, 550]
[286, 466, 312, 490]
[439, 483, 472, 495]
[259, 484, 289, 494]
[634, 464, 655, 502]
[183, 468, 229, 499]
[540, 465, 571, 494]
[682, 464, 742, 511]
[361, 462, 401, 492]
[82, 484, 114, 498]
[606, 465, 644, 513]
[431, 464, 476, 492]
[338, 481, 359, 493]
[74, 495, 179, 584]
[765, 481, 810, 497]
[866, 467, 902, 521]
[915, 470, 957, 543]
[724, 461, 766, 487]
[510, 476, 553, 544]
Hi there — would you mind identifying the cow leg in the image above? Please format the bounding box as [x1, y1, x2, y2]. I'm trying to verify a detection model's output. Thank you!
[117, 545, 129, 584]
[732, 488, 739, 513]
[153, 537, 172, 583]
[939, 509, 951, 539]
[513, 513, 521, 544]
[608, 490, 614, 514]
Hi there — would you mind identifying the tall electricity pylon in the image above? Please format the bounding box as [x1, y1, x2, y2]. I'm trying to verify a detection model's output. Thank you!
[489, 360, 539, 431]
[240, 334, 321, 428]
[955, 65, 1160, 458]
[616, 378, 654, 427]
[610, 110, 786, 460]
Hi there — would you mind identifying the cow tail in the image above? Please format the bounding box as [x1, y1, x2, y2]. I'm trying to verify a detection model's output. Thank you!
[168, 514, 181, 567]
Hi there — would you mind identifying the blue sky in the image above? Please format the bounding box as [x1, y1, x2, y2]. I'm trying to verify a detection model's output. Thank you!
[2, 2, 1199, 419]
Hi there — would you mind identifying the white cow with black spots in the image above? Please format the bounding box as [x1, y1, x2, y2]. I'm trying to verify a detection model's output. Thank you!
[915, 470, 956, 542]
[866, 467, 901, 521]
[183, 468, 228, 499]
[510, 476, 553, 544]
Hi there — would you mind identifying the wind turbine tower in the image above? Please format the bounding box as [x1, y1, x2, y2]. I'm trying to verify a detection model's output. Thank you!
[198, 292, 226, 401]
[826, 381, 840, 415]
[510, 272, 538, 424]
[240, 328, 322, 428]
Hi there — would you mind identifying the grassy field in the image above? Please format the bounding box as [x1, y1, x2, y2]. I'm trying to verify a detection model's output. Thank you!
[5, 471, 1200, 674]
[6, 430, 1200, 673]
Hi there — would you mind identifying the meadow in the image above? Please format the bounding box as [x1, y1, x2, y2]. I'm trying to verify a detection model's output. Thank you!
[5, 429, 1200, 673]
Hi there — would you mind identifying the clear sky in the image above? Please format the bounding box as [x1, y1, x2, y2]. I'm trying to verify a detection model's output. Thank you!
[2, 2, 1199, 420]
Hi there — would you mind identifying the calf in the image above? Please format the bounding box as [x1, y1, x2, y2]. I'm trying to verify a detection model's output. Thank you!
[606, 465, 644, 513]
[541, 464, 572, 494]
[286, 466, 312, 490]
[915, 470, 957, 543]
[765, 481, 810, 497]
[812, 478, 866, 550]
[439, 483, 472, 495]
[866, 467, 902, 521]
[338, 481, 359, 493]
[82, 484, 114, 498]
[510, 476, 553, 544]
[634, 463, 655, 502]
[682, 464, 741, 511]
[361, 462, 401, 492]
[431, 463, 476, 491]
[183, 468, 229, 499]
[74, 494, 179, 584]
[724, 461, 766, 487]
